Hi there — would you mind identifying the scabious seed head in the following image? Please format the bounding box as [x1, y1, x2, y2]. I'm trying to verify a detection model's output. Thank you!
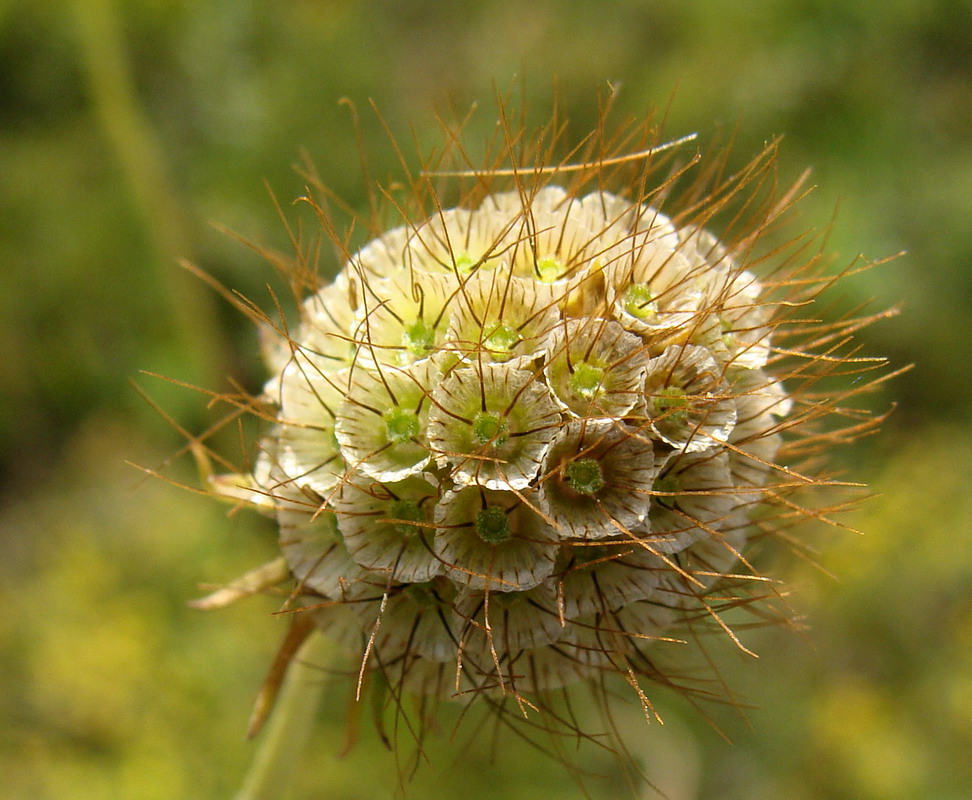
[195, 99, 895, 790]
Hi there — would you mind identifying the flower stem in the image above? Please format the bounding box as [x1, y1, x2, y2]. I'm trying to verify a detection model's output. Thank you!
[234, 631, 330, 800]
[71, 0, 227, 383]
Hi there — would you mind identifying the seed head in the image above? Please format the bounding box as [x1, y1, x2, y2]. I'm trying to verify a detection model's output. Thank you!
[188, 96, 897, 789]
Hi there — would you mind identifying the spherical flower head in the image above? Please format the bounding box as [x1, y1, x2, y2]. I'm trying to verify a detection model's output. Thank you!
[191, 101, 895, 791]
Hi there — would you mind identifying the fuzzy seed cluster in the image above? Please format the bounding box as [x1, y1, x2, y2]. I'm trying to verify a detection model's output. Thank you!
[220, 186, 793, 694]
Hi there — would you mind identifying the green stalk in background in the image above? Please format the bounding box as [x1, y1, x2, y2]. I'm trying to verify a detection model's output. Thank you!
[71, 0, 227, 382]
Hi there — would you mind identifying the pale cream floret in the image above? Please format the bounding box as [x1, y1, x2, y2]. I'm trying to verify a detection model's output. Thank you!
[255, 274, 357, 376]
[427, 363, 563, 491]
[454, 581, 565, 656]
[675, 224, 732, 272]
[490, 187, 616, 284]
[640, 448, 736, 555]
[528, 623, 620, 689]
[332, 473, 442, 584]
[334, 358, 438, 483]
[411, 205, 515, 275]
[351, 206, 515, 281]
[647, 526, 747, 612]
[537, 418, 659, 540]
[443, 268, 562, 367]
[643, 344, 737, 453]
[271, 359, 349, 497]
[603, 525, 747, 646]
[347, 224, 416, 281]
[731, 366, 792, 419]
[696, 265, 775, 370]
[605, 245, 706, 339]
[295, 273, 359, 369]
[543, 317, 647, 417]
[480, 185, 569, 218]
[727, 368, 790, 506]
[653, 225, 777, 369]
[432, 485, 559, 593]
[350, 270, 454, 367]
[557, 537, 663, 618]
[580, 192, 671, 241]
[348, 577, 460, 664]
[276, 488, 365, 599]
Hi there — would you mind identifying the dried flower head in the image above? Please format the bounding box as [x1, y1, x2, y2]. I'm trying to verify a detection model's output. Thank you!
[177, 95, 897, 792]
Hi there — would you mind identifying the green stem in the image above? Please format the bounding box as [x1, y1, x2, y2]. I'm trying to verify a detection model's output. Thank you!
[235, 631, 331, 800]
[71, 0, 227, 382]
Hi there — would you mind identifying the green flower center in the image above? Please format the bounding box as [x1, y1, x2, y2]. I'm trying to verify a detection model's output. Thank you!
[472, 411, 509, 446]
[569, 361, 606, 400]
[402, 318, 435, 358]
[453, 253, 477, 275]
[475, 506, 511, 544]
[402, 582, 437, 608]
[575, 543, 626, 566]
[623, 283, 657, 320]
[383, 406, 420, 444]
[326, 426, 341, 452]
[389, 498, 424, 536]
[483, 323, 522, 359]
[565, 458, 606, 496]
[537, 255, 567, 283]
[720, 317, 736, 348]
[655, 386, 689, 423]
[577, 544, 608, 564]
[652, 473, 680, 508]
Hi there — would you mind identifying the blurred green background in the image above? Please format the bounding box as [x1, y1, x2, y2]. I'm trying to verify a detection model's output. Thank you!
[2, 0, 971, 798]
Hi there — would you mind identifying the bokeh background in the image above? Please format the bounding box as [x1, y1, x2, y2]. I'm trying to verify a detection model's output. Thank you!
[2, 1, 971, 798]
